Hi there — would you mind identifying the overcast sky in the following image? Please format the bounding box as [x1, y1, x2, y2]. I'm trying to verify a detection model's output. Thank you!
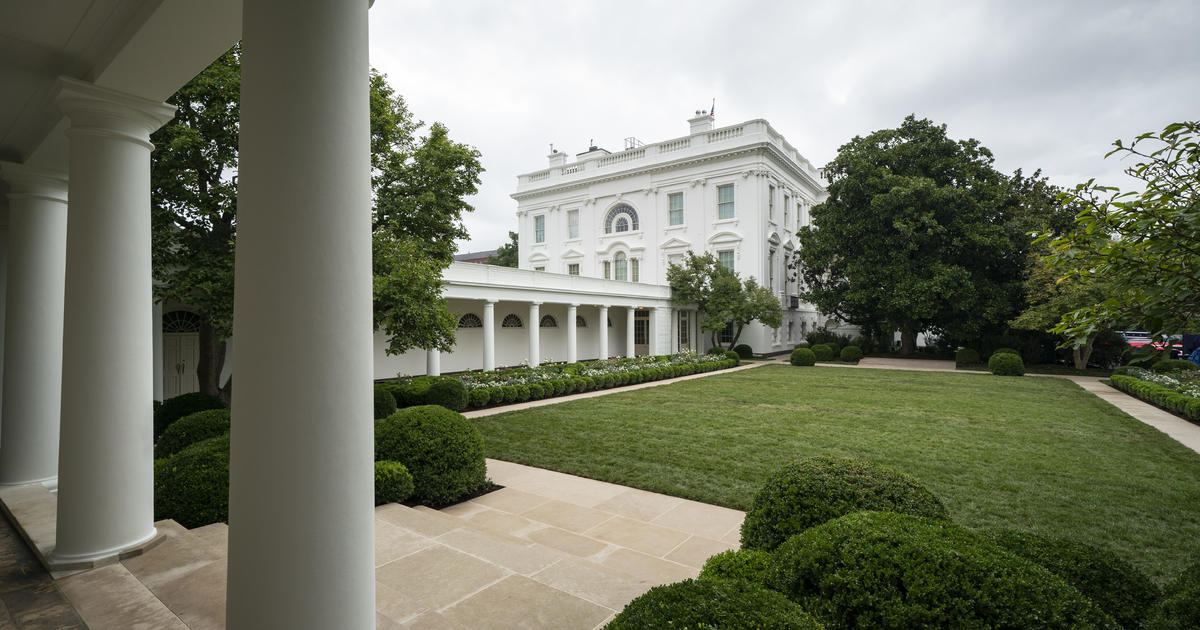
[367, 1, 1200, 253]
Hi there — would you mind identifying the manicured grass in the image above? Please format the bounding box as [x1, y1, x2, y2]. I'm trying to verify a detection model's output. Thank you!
[474, 365, 1200, 583]
[958, 363, 1114, 377]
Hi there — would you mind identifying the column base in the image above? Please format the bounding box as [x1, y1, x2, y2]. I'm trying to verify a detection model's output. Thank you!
[47, 526, 160, 573]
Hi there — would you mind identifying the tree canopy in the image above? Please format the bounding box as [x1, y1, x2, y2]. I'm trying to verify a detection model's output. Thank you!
[667, 251, 782, 350]
[486, 231, 519, 267]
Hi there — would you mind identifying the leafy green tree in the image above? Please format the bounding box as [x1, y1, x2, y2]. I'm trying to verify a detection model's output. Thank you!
[667, 252, 783, 349]
[486, 231, 519, 267]
[1044, 121, 1200, 343]
[795, 116, 1033, 354]
[1010, 251, 1113, 368]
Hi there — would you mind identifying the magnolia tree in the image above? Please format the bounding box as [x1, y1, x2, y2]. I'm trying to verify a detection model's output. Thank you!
[667, 251, 782, 350]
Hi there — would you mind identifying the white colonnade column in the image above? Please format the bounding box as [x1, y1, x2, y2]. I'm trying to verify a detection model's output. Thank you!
[598, 305, 609, 359]
[426, 349, 440, 376]
[0, 209, 7, 423]
[655, 306, 673, 356]
[528, 302, 541, 367]
[51, 79, 175, 564]
[0, 163, 68, 486]
[227, 0, 374, 627]
[482, 299, 496, 371]
[566, 304, 578, 363]
[626, 307, 636, 357]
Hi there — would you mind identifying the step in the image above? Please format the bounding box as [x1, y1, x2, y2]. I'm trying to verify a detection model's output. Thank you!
[121, 520, 227, 630]
[56, 562, 187, 630]
[189, 522, 228, 552]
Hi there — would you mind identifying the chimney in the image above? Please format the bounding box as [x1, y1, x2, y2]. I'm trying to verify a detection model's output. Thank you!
[689, 110, 714, 134]
[548, 150, 566, 168]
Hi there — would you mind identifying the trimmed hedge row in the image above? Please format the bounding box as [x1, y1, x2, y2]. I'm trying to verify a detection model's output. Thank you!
[155, 409, 230, 459]
[154, 434, 230, 529]
[604, 578, 823, 630]
[1111, 374, 1200, 421]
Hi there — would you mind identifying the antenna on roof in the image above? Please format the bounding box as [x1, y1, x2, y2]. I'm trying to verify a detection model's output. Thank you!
[549, 142, 556, 153]
[711, 98, 716, 117]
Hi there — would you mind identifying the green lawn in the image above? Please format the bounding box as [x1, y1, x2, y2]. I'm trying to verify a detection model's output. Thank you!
[473, 365, 1200, 583]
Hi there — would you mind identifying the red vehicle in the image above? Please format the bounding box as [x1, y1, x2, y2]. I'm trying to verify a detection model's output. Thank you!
[1121, 331, 1184, 357]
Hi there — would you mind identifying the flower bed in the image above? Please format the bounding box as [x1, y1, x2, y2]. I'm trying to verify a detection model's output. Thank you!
[390, 351, 739, 410]
[1110, 367, 1200, 422]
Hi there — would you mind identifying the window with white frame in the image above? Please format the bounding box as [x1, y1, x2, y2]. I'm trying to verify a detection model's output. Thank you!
[678, 311, 689, 347]
[534, 215, 545, 243]
[567, 263, 579, 276]
[768, 248, 776, 287]
[717, 184, 735, 219]
[576, 315, 587, 327]
[783, 194, 790, 225]
[604, 204, 639, 234]
[567, 209, 579, 239]
[631, 258, 639, 283]
[534, 266, 545, 272]
[501, 314, 523, 328]
[718, 322, 734, 344]
[457, 313, 482, 328]
[603, 261, 611, 279]
[718, 249, 735, 271]
[768, 184, 775, 220]
[614, 252, 628, 281]
[668, 192, 684, 226]
[540, 315, 557, 328]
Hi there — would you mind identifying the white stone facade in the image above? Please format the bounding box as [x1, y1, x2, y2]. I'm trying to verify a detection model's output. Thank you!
[511, 114, 838, 354]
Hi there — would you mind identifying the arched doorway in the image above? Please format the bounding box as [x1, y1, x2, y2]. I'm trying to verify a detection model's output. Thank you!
[162, 310, 202, 398]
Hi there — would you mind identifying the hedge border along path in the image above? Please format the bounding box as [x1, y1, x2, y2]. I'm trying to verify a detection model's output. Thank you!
[1110, 373, 1200, 423]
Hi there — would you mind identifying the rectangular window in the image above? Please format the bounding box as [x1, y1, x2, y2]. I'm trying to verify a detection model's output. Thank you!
[534, 215, 545, 243]
[718, 249, 734, 271]
[783, 194, 790, 225]
[567, 263, 579, 275]
[718, 322, 734, 344]
[768, 250, 775, 287]
[603, 261, 611, 279]
[668, 192, 684, 226]
[678, 311, 689, 347]
[768, 185, 775, 220]
[631, 258, 640, 283]
[567, 210, 579, 239]
[717, 184, 735, 219]
[635, 317, 649, 345]
[534, 266, 545, 272]
[615, 257, 628, 281]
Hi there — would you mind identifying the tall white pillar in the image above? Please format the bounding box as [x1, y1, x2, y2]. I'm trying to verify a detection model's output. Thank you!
[528, 302, 541, 367]
[655, 306, 673, 356]
[598, 305, 609, 360]
[152, 301, 163, 401]
[227, 0, 374, 628]
[566, 304, 578, 364]
[0, 163, 68, 486]
[51, 79, 175, 564]
[426, 349, 440, 376]
[0, 208, 7, 425]
[482, 299, 496, 371]
[626, 307, 637, 357]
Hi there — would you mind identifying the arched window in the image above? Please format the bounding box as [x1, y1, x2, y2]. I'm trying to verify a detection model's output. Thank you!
[502, 314, 523, 328]
[163, 310, 201, 333]
[457, 313, 483, 328]
[603, 204, 639, 234]
[540, 315, 558, 328]
[614, 252, 628, 281]
[576, 315, 587, 328]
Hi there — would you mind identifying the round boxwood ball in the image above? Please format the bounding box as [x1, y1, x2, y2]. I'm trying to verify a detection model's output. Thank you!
[604, 578, 823, 630]
[983, 528, 1160, 630]
[425, 378, 468, 411]
[740, 456, 948, 551]
[956, 347, 981, 365]
[724, 350, 741, 365]
[375, 405, 487, 507]
[698, 549, 773, 584]
[153, 434, 229, 529]
[468, 389, 491, 408]
[374, 384, 398, 419]
[155, 409, 231, 459]
[810, 344, 834, 361]
[154, 392, 225, 440]
[790, 347, 816, 366]
[840, 345, 863, 362]
[1153, 358, 1198, 373]
[991, 347, 1021, 358]
[989, 352, 1025, 376]
[374, 460, 415, 506]
[766, 511, 1118, 630]
[1146, 559, 1200, 630]
[733, 344, 754, 359]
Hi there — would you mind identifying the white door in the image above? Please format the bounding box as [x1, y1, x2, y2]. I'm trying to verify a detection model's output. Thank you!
[163, 333, 201, 398]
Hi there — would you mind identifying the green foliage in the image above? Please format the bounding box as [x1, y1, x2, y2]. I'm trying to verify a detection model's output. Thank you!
[1153, 359, 1198, 373]
[1010, 249, 1116, 369]
[154, 392, 226, 441]
[372, 234, 459, 356]
[668, 251, 782, 349]
[485, 231, 519, 267]
[810, 344, 834, 361]
[373, 384, 398, 419]
[698, 549, 773, 584]
[604, 578, 823, 630]
[468, 388, 491, 408]
[724, 350, 741, 365]
[1044, 121, 1200, 344]
[955, 347, 981, 364]
[426, 378, 468, 411]
[1146, 559, 1200, 630]
[153, 434, 230, 528]
[733, 344, 754, 359]
[374, 461, 415, 506]
[984, 528, 1160, 630]
[375, 405, 487, 507]
[989, 352, 1025, 376]
[1110, 375, 1200, 421]
[790, 347, 817, 366]
[992, 347, 1021, 357]
[154, 409, 230, 459]
[839, 345, 863, 362]
[740, 456, 948, 551]
[766, 512, 1118, 630]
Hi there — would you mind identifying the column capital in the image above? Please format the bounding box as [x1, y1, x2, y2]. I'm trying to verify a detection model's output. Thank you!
[529, 301, 542, 307]
[0, 162, 68, 203]
[485, 298, 499, 304]
[54, 78, 176, 149]
[569, 303, 580, 308]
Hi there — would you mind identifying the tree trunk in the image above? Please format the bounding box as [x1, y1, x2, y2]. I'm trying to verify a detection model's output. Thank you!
[197, 319, 227, 399]
[900, 325, 917, 356]
[1072, 336, 1096, 370]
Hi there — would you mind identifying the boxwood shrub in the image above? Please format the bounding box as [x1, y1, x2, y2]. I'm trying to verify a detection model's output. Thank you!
[514, 384, 531, 402]
[153, 434, 229, 528]
[989, 352, 1025, 376]
[983, 528, 1159, 630]
[698, 549, 773, 584]
[724, 350, 740, 364]
[154, 392, 225, 441]
[604, 578, 823, 630]
[527, 383, 546, 400]
[766, 511, 1118, 630]
[1153, 359, 1198, 373]
[374, 460, 415, 506]
[840, 345, 863, 362]
[740, 456, 948, 551]
[468, 388, 491, 408]
[733, 344, 753, 359]
[955, 347, 981, 365]
[374, 384, 398, 419]
[393, 376, 434, 407]
[1110, 375, 1200, 421]
[154, 409, 231, 459]
[707, 346, 725, 355]
[810, 344, 834, 361]
[426, 377, 468, 411]
[992, 347, 1021, 357]
[790, 347, 816, 366]
[1146, 559, 1200, 630]
[375, 405, 487, 507]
